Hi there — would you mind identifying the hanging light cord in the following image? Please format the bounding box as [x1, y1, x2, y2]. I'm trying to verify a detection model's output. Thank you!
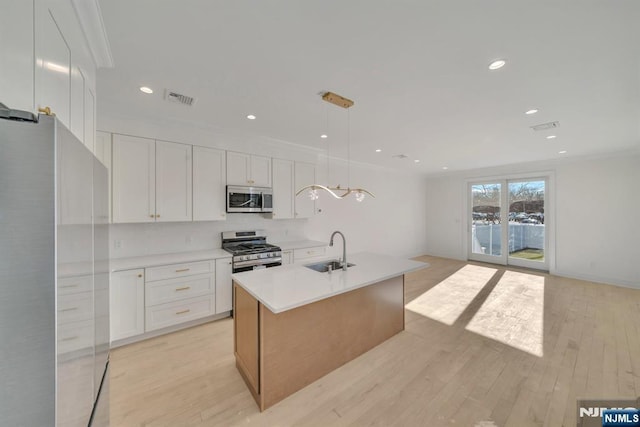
[347, 108, 351, 189]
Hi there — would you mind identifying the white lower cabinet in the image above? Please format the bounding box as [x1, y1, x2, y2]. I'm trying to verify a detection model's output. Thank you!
[57, 275, 94, 354]
[144, 260, 216, 332]
[215, 258, 233, 313]
[110, 257, 234, 343]
[110, 269, 145, 342]
[145, 294, 215, 332]
[281, 251, 293, 265]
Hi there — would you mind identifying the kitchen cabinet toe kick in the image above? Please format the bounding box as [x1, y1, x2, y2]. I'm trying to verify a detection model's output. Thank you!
[233, 275, 405, 411]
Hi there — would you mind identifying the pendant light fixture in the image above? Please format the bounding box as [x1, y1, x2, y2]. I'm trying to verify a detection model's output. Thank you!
[296, 91, 375, 202]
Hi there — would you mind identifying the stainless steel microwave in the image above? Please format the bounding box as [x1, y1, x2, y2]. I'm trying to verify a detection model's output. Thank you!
[226, 186, 273, 213]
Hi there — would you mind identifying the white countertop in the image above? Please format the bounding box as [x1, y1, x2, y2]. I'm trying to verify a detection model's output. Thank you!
[110, 249, 231, 272]
[232, 252, 428, 313]
[271, 240, 327, 251]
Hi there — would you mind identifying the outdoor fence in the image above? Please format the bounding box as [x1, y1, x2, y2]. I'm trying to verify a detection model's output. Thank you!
[472, 223, 544, 256]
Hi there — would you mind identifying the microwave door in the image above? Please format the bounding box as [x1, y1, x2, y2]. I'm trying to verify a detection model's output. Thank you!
[228, 190, 262, 213]
[261, 192, 273, 212]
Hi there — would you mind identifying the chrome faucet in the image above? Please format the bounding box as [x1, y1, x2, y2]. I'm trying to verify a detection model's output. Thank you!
[329, 231, 347, 271]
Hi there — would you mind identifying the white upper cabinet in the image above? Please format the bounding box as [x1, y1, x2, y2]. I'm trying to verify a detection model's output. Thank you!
[0, 1, 34, 113]
[36, 7, 71, 128]
[70, 66, 85, 142]
[193, 146, 227, 221]
[112, 134, 156, 223]
[112, 136, 193, 223]
[250, 155, 272, 187]
[3, 0, 111, 152]
[155, 141, 192, 222]
[271, 159, 294, 219]
[227, 152, 272, 187]
[84, 87, 95, 153]
[294, 162, 316, 218]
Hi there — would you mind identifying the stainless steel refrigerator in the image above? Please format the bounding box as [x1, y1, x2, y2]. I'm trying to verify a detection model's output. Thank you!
[0, 114, 110, 426]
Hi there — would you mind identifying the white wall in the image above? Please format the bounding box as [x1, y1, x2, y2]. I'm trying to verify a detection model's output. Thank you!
[99, 114, 428, 260]
[424, 151, 640, 288]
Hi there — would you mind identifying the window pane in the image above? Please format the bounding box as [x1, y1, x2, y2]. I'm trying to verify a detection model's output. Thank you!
[508, 180, 545, 262]
[471, 183, 501, 257]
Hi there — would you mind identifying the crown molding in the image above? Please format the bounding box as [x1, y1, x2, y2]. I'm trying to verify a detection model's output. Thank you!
[71, 0, 114, 68]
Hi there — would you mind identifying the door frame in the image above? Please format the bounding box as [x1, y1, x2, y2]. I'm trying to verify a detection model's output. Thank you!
[463, 171, 555, 272]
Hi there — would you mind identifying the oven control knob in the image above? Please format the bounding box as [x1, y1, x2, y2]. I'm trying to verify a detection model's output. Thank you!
[267, 253, 272, 258]
[239, 256, 246, 261]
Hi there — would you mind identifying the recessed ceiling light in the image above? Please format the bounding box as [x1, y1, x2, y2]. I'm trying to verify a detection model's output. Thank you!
[139, 86, 153, 94]
[488, 59, 506, 70]
[442, 166, 449, 170]
[375, 149, 382, 153]
[320, 134, 328, 139]
[414, 160, 420, 163]
[558, 150, 567, 154]
[546, 135, 557, 139]
[525, 109, 538, 115]
[246, 114, 256, 120]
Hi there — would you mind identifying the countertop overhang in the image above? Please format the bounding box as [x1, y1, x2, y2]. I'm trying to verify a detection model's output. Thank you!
[231, 252, 428, 313]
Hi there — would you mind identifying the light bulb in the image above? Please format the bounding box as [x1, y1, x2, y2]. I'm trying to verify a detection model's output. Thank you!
[355, 192, 365, 202]
[309, 189, 319, 200]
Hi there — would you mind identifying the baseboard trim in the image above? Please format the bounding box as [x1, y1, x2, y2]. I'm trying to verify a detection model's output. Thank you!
[111, 311, 231, 348]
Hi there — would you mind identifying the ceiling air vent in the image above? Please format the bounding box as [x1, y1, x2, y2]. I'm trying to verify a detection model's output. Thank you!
[164, 89, 196, 106]
[392, 154, 409, 159]
[530, 121, 559, 131]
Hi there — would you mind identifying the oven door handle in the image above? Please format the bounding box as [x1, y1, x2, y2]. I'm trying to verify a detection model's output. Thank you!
[234, 257, 282, 268]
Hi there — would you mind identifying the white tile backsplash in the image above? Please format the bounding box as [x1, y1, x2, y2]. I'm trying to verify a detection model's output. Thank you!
[110, 214, 307, 259]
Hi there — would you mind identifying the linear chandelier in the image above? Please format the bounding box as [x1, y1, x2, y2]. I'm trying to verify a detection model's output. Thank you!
[296, 91, 375, 202]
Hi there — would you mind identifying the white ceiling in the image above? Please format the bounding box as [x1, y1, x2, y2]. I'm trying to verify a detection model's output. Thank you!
[97, 0, 640, 174]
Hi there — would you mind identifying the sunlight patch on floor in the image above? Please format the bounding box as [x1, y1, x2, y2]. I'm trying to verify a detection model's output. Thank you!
[405, 264, 498, 325]
[466, 270, 545, 357]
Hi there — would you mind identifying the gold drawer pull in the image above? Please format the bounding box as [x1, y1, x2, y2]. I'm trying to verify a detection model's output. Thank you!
[175, 268, 190, 273]
[138, 274, 143, 278]
[175, 286, 191, 291]
[150, 214, 155, 218]
[61, 336, 78, 341]
[61, 307, 78, 312]
[176, 309, 190, 315]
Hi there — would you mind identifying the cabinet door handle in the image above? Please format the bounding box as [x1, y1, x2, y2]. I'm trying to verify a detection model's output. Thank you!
[175, 268, 190, 273]
[61, 336, 78, 341]
[60, 307, 78, 312]
[61, 284, 78, 289]
[149, 214, 155, 218]
[175, 286, 191, 291]
[176, 309, 190, 315]
[137, 274, 143, 278]
[156, 214, 160, 218]
[38, 106, 54, 116]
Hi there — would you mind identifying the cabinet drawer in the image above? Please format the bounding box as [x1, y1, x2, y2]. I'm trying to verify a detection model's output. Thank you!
[58, 319, 94, 354]
[145, 294, 215, 332]
[145, 274, 214, 307]
[58, 291, 93, 324]
[58, 275, 92, 296]
[293, 246, 326, 261]
[145, 260, 214, 282]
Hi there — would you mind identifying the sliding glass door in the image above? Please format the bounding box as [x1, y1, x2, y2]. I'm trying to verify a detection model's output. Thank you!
[469, 177, 548, 270]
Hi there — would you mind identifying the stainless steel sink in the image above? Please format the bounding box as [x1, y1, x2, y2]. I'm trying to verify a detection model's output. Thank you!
[305, 259, 355, 273]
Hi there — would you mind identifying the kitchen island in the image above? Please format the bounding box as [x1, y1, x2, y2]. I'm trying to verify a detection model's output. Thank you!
[232, 252, 427, 411]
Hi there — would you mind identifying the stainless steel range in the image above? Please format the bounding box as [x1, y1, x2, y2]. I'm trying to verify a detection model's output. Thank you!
[222, 230, 282, 273]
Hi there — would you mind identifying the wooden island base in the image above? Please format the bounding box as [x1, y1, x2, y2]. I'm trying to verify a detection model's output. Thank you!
[233, 275, 405, 411]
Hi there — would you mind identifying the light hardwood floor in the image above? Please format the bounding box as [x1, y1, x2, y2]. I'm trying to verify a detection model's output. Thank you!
[110, 255, 640, 426]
